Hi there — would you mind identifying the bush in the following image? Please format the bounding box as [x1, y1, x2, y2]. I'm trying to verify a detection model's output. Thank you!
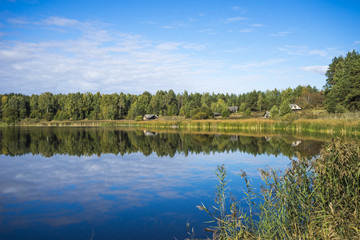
[190, 106, 213, 119]
[239, 103, 247, 112]
[44, 112, 54, 121]
[335, 104, 348, 113]
[244, 108, 251, 117]
[279, 102, 291, 116]
[191, 112, 209, 120]
[269, 105, 279, 118]
[134, 116, 143, 121]
[221, 109, 230, 118]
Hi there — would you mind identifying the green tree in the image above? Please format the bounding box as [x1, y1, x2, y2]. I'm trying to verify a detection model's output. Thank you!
[245, 90, 258, 110]
[127, 92, 151, 119]
[279, 102, 291, 116]
[244, 107, 251, 117]
[239, 102, 247, 112]
[211, 99, 228, 114]
[324, 50, 360, 112]
[270, 105, 279, 118]
[29, 94, 41, 118]
[3, 96, 21, 124]
[190, 106, 213, 119]
[165, 90, 178, 116]
[257, 92, 265, 111]
[38, 92, 54, 120]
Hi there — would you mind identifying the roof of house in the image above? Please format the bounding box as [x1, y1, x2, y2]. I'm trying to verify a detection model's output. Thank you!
[143, 114, 158, 119]
[289, 104, 302, 109]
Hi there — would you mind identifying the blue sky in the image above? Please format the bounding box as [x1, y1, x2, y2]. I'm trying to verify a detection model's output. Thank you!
[1, 0, 359, 94]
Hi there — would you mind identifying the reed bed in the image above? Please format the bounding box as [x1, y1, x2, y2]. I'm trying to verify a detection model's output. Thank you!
[13, 118, 360, 137]
[196, 140, 360, 240]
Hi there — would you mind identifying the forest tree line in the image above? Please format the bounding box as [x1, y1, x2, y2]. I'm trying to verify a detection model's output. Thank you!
[0, 50, 359, 123]
[0, 85, 323, 123]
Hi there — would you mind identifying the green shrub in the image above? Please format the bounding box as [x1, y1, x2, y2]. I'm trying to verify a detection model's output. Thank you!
[279, 102, 291, 116]
[221, 109, 230, 118]
[270, 105, 279, 118]
[134, 116, 143, 121]
[239, 103, 247, 112]
[192, 112, 209, 120]
[244, 108, 251, 117]
[190, 106, 213, 119]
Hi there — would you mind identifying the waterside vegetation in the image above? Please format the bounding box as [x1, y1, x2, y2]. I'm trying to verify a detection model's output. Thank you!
[8, 115, 360, 137]
[197, 139, 360, 239]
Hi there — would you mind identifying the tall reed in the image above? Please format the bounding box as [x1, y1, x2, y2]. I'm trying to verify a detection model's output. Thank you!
[198, 139, 360, 239]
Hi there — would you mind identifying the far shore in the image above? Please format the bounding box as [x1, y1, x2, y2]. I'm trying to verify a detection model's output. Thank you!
[2, 117, 360, 138]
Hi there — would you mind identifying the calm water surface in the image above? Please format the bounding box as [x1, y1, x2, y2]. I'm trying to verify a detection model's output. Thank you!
[0, 127, 324, 240]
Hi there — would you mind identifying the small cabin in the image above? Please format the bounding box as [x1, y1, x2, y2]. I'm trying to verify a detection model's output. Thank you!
[228, 106, 239, 113]
[263, 111, 271, 119]
[143, 130, 157, 136]
[292, 140, 302, 147]
[289, 104, 302, 111]
[213, 112, 221, 117]
[143, 114, 158, 120]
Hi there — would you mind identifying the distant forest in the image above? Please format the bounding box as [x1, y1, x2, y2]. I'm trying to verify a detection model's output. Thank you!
[1, 50, 359, 123]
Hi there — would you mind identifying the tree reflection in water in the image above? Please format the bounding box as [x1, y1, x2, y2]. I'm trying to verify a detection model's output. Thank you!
[0, 127, 324, 159]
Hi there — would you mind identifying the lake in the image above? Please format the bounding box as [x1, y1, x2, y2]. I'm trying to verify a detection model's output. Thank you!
[0, 127, 325, 240]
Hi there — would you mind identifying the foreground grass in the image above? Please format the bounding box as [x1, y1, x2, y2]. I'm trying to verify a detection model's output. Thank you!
[196, 140, 360, 240]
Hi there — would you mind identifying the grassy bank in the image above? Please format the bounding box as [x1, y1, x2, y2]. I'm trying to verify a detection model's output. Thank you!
[8, 117, 360, 137]
[197, 140, 360, 240]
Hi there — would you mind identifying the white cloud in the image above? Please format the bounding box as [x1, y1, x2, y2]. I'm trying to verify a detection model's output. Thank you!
[41, 16, 80, 27]
[354, 40, 360, 45]
[250, 24, 264, 27]
[277, 45, 333, 57]
[155, 42, 206, 52]
[0, 17, 219, 94]
[271, 31, 292, 37]
[307, 49, 328, 57]
[198, 28, 216, 35]
[231, 6, 240, 11]
[156, 42, 182, 51]
[225, 17, 250, 23]
[231, 58, 286, 70]
[183, 43, 206, 51]
[301, 65, 328, 75]
[7, 18, 30, 24]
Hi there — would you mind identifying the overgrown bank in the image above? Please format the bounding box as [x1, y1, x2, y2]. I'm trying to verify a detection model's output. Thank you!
[10, 118, 360, 137]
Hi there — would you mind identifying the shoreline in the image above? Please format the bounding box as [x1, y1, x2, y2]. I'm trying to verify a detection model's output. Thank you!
[2, 118, 360, 138]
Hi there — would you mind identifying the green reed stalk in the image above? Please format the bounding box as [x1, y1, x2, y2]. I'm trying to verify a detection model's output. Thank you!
[199, 139, 360, 240]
